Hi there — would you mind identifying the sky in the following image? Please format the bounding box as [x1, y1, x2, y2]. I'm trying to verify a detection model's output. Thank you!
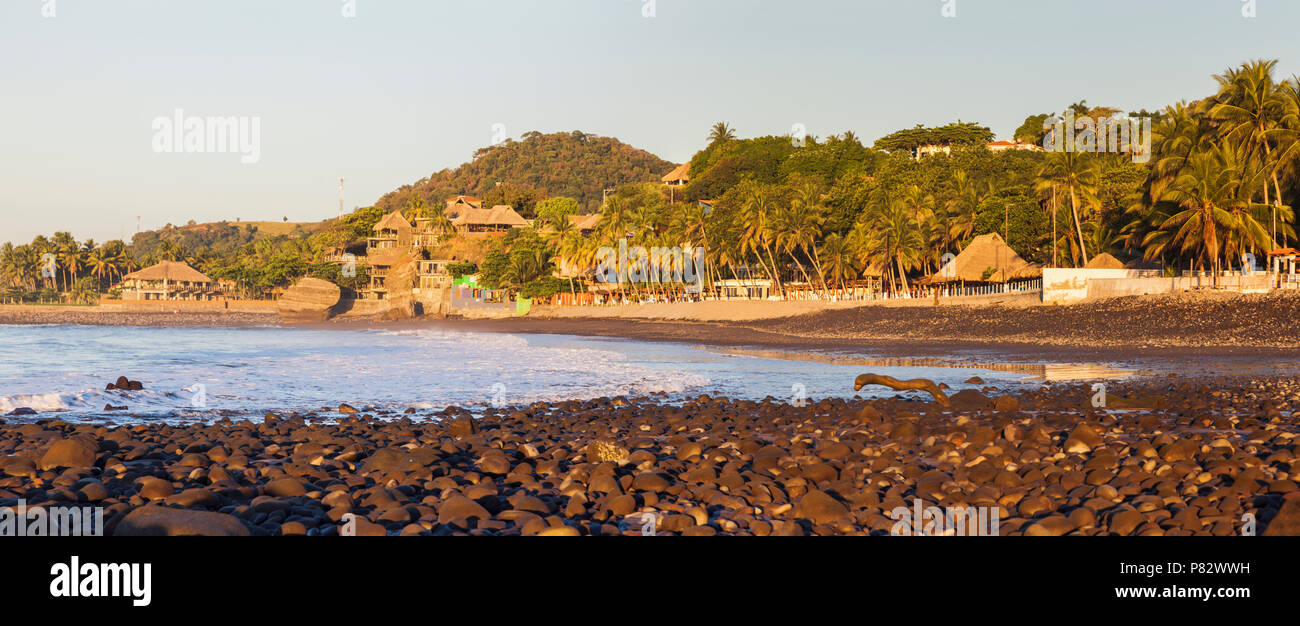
[2, 0, 1298, 245]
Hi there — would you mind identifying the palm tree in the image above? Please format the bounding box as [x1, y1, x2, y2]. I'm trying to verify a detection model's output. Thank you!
[778, 182, 830, 294]
[738, 183, 785, 298]
[1035, 150, 1100, 266]
[708, 122, 736, 145]
[1156, 146, 1272, 282]
[818, 233, 855, 294]
[1210, 59, 1287, 244]
[944, 171, 984, 250]
[86, 246, 113, 289]
[872, 196, 927, 294]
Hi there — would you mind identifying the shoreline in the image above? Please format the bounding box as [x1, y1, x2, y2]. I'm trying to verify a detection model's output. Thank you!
[4, 290, 1300, 377]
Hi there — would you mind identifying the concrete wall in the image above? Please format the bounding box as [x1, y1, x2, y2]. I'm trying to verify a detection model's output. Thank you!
[334, 298, 392, 317]
[1044, 268, 1276, 303]
[96, 299, 277, 313]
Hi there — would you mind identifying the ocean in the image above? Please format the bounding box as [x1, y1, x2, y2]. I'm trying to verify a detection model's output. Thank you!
[0, 324, 1029, 422]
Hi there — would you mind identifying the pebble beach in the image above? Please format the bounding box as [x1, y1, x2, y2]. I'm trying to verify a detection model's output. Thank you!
[2, 376, 1298, 536]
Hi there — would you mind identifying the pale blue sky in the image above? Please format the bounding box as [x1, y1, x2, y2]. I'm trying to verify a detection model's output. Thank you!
[2, 0, 1298, 245]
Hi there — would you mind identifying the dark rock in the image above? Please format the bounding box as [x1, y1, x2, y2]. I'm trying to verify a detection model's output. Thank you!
[264, 477, 308, 498]
[113, 505, 250, 536]
[445, 415, 478, 436]
[795, 490, 849, 524]
[1263, 497, 1300, 536]
[38, 438, 98, 470]
[437, 495, 491, 525]
[361, 447, 439, 473]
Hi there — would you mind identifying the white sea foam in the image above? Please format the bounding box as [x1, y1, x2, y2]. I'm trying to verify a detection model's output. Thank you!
[0, 325, 1025, 422]
[0, 392, 69, 413]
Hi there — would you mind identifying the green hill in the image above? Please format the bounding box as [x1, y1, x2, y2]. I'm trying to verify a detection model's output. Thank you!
[374, 130, 674, 217]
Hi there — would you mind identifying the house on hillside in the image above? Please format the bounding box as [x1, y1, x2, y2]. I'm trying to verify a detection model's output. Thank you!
[914, 144, 952, 159]
[567, 213, 602, 233]
[450, 205, 530, 235]
[117, 260, 222, 301]
[445, 195, 484, 216]
[412, 216, 452, 247]
[661, 163, 690, 186]
[363, 248, 408, 299]
[986, 139, 1044, 153]
[368, 210, 413, 255]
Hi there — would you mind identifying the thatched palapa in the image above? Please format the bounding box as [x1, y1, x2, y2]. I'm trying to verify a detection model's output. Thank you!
[1084, 252, 1126, 269]
[122, 260, 212, 284]
[928, 232, 1040, 283]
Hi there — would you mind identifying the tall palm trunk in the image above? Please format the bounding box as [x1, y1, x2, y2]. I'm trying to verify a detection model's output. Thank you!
[1069, 186, 1090, 266]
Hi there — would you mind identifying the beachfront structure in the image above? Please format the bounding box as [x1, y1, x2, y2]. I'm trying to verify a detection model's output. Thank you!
[417, 259, 455, 291]
[661, 163, 690, 186]
[927, 232, 1040, 283]
[715, 279, 773, 300]
[1084, 252, 1126, 270]
[363, 248, 407, 299]
[449, 205, 530, 235]
[117, 260, 222, 301]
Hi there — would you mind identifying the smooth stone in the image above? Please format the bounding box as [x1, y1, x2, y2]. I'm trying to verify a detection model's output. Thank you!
[113, 505, 250, 536]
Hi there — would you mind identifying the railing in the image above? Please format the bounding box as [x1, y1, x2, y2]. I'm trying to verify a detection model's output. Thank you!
[547, 279, 1043, 307]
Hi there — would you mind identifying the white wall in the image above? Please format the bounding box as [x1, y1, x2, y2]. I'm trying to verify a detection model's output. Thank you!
[1044, 268, 1276, 303]
[1042, 268, 1139, 302]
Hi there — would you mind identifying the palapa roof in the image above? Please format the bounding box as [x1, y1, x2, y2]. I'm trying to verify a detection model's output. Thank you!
[451, 205, 530, 228]
[928, 232, 1040, 283]
[1084, 252, 1126, 269]
[661, 163, 691, 183]
[444, 195, 484, 214]
[567, 213, 602, 231]
[373, 210, 412, 232]
[122, 260, 212, 284]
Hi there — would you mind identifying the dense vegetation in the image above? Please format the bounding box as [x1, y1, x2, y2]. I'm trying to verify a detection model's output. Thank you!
[374, 130, 674, 218]
[5, 60, 1298, 304]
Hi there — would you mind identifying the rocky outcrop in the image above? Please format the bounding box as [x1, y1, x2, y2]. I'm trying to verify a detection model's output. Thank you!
[277, 277, 341, 323]
[381, 255, 420, 320]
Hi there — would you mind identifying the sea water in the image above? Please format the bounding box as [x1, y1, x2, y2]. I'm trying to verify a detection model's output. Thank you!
[0, 325, 1028, 422]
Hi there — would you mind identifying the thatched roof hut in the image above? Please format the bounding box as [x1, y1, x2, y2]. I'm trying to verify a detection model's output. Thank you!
[451, 205, 530, 230]
[661, 163, 690, 185]
[567, 213, 602, 232]
[1085, 252, 1125, 269]
[122, 260, 212, 284]
[928, 232, 1039, 283]
[373, 210, 412, 233]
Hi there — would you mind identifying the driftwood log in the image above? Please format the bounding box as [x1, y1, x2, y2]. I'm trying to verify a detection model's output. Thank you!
[853, 373, 950, 406]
